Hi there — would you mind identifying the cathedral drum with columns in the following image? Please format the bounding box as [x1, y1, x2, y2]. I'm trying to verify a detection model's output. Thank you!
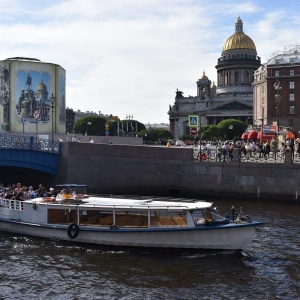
[168, 17, 261, 139]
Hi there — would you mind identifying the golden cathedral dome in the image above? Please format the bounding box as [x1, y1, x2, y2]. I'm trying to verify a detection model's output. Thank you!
[222, 17, 256, 52]
[36, 79, 47, 92]
[201, 71, 208, 80]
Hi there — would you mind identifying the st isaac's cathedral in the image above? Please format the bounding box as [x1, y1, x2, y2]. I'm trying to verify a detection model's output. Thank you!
[168, 17, 261, 139]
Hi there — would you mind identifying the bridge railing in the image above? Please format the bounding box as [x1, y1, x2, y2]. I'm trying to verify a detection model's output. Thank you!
[0, 134, 61, 154]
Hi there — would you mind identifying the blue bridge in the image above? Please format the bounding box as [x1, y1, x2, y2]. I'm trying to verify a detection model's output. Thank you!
[0, 134, 61, 175]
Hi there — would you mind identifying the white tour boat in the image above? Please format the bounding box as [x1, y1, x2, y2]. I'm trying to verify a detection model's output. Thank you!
[0, 185, 262, 250]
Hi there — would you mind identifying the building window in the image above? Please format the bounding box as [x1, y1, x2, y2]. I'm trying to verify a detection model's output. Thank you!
[235, 71, 239, 84]
[290, 58, 294, 63]
[275, 71, 279, 77]
[290, 82, 295, 89]
[289, 94, 295, 101]
[275, 59, 280, 65]
[289, 106, 295, 114]
[290, 70, 295, 76]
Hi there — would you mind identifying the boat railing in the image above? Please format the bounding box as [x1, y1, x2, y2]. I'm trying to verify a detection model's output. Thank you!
[9, 200, 24, 211]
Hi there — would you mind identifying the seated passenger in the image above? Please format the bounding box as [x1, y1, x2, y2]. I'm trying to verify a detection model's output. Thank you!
[28, 186, 36, 199]
[15, 188, 24, 201]
[5, 188, 14, 199]
[47, 187, 57, 197]
[23, 187, 31, 200]
[14, 183, 22, 196]
[35, 184, 44, 197]
[60, 188, 72, 199]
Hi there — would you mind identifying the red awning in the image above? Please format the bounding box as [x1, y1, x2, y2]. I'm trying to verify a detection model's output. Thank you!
[286, 132, 295, 139]
[241, 133, 248, 139]
[247, 130, 258, 140]
[257, 132, 276, 143]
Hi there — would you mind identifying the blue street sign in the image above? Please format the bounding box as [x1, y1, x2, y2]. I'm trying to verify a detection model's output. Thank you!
[22, 117, 26, 123]
[105, 130, 109, 135]
[264, 125, 270, 133]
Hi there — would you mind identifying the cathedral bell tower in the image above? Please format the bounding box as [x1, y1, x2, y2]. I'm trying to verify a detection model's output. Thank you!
[196, 71, 211, 99]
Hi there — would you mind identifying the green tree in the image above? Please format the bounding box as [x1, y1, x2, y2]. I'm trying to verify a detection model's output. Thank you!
[74, 117, 146, 136]
[217, 119, 247, 140]
[74, 116, 108, 136]
[201, 131, 211, 141]
[156, 128, 172, 140]
[118, 120, 146, 136]
[200, 125, 210, 135]
[144, 128, 172, 142]
[206, 125, 221, 140]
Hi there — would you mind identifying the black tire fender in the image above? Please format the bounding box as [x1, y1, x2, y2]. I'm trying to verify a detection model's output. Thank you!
[67, 223, 80, 239]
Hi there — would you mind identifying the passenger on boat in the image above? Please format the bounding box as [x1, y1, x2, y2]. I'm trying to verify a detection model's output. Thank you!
[60, 188, 72, 199]
[5, 188, 15, 200]
[15, 188, 24, 201]
[23, 187, 31, 200]
[14, 183, 22, 196]
[28, 186, 37, 199]
[47, 187, 58, 197]
[36, 184, 47, 197]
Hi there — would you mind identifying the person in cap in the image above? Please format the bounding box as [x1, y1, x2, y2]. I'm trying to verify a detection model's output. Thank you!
[47, 187, 57, 197]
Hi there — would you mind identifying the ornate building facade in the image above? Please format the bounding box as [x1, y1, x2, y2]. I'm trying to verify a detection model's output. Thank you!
[168, 17, 261, 139]
[253, 45, 300, 135]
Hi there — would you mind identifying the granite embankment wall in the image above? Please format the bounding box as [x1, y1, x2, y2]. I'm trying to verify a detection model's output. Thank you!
[57, 143, 300, 202]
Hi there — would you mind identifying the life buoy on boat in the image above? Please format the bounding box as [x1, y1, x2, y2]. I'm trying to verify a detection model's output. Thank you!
[67, 224, 80, 239]
[75, 194, 89, 199]
[44, 197, 53, 202]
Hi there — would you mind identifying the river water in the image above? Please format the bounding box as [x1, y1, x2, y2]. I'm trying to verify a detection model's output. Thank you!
[0, 198, 299, 300]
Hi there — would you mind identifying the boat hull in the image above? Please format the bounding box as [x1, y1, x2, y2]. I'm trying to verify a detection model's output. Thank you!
[0, 219, 259, 250]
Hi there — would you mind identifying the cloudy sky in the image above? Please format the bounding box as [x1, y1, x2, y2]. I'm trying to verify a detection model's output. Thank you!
[1, 0, 300, 124]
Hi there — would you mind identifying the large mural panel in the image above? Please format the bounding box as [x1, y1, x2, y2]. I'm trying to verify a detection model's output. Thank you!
[0, 59, 66, 134]
[16, 70, 51, 122]
[0, 63, 10, 131]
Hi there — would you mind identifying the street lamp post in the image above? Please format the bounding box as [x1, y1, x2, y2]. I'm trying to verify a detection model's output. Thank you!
[259, 102, 265, 144]
[274, 80, 282, 139]
[126, 114, 133, 136]
[50, 93, 55, 144]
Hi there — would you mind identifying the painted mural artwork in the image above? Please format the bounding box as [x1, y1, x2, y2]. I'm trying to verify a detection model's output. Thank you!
[16, 71, 52, 123]
[59, 74, 66, 124]
[0, 64, 10, 128]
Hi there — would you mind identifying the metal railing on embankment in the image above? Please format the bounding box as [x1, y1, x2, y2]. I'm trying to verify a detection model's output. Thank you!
[0, 134, 61, 154]
[193, 148, 300, 164]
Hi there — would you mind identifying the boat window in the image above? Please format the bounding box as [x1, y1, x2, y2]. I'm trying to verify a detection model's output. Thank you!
[190, 210, 206, 225]
[115, 210, 148, 227]
[150, 210, 187, 227]
[210, 211, 228, 222]
[78, 210, 113, 226]
[48, 209, 77, 224]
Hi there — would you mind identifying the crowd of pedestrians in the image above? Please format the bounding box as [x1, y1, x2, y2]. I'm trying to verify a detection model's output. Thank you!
[195, 137, 299, 161]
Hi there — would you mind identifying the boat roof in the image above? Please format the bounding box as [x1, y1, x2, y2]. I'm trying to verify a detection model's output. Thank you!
[87, 197, 212, 210]
[56, 184, 87, 188]
[62, 196, 212, 211]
